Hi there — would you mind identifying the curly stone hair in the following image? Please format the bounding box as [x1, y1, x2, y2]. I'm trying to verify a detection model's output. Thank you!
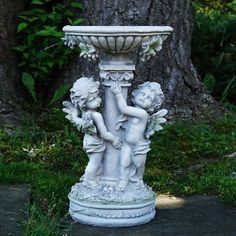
[132, 81, 164, 113]
[70, 77, 100, 109]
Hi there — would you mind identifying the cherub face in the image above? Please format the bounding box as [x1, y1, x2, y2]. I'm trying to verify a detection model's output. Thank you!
[86, 89, 101, 110]
[134, 87, 155, 110]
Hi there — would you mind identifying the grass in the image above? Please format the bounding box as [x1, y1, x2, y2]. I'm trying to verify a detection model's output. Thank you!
[23, 204, 61, 236]
[0, 109, 236, 235]
[0, 162, 76, 235]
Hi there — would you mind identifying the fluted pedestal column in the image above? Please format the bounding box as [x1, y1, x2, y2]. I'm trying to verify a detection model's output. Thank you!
[99, 54, 135, 183]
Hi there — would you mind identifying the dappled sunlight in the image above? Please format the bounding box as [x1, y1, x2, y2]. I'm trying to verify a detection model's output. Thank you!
[156, 194, 186, 209]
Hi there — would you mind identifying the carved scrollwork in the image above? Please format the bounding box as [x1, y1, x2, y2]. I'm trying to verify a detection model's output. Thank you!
[100, 71, 134, 82]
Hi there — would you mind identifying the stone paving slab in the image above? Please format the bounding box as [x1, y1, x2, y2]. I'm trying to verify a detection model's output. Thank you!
[64, 195, 236, 236]
[0, 184, 31, 236]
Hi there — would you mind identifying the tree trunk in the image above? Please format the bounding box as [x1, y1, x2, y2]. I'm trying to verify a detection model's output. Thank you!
[55, 0, 224, 120]
[0, 0, 24, 127]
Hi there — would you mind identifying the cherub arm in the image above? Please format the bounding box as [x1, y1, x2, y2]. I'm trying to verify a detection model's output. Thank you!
[92, 112, 122, 149]
[111, 84, 146, 118]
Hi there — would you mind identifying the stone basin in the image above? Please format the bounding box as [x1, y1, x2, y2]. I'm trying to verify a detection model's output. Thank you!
[62, 26, 173, 53]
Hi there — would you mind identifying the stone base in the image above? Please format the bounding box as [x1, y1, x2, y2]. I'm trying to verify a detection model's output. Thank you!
[68, 182, 156, 227]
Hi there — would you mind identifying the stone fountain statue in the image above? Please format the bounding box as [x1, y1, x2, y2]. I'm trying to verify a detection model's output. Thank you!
[62, 26, 173, 227]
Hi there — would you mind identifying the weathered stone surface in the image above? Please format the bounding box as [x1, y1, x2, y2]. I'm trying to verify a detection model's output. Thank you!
[0, 184, 31, 236]
[63, 195, 236, 236]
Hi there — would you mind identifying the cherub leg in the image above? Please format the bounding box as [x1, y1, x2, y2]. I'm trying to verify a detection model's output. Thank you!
[117, 143, 132, 191]
[133, 154, 147, 188]
[83, 152, 103, 187]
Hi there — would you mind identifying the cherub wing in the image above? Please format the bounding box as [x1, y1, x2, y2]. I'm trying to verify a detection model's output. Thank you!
[62, 101, 83, 131]
[145, 109, 168, 139]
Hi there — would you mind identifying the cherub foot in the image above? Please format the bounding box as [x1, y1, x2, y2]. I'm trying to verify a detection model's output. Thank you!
[115, 180, 128, 191]
[134, 180, 146, 189]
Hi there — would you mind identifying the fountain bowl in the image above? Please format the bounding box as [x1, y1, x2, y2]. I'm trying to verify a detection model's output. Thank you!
[62, 26, 173, 53]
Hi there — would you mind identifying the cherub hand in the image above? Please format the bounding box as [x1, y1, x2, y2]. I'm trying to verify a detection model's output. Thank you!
[111, 83, 122, 95]
[63, 101, 78, 115]
[62, 101, 74, 121]
[62, 101, 80, 124]
[112, 137, 122, 149]
[62, 101, 73, 114]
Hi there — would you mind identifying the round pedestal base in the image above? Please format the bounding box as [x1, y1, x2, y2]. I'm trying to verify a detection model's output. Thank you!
[68, 182, 156, 227]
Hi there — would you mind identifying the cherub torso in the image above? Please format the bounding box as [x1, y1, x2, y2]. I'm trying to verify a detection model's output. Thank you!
[124, 112, 148, 146]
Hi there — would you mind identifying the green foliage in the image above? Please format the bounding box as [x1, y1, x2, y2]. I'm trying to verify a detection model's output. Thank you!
[147, 114, 236, 172]
[22, 72, 37, 102]
[144, 117, 236, 204]
[23, 204, 60, 236]
[179, 159, 236, 205]
[0, 109, 87, 172]
[0, 162, 77, 210]
[0, 162, 76, 234]
[15, 0, 83, 103]
[192, 0, 236, 105]
[49, 84, 70, 105]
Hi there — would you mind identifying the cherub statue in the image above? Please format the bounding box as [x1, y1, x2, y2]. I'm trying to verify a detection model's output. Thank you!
[63, 77, 122, 188]
[111, 82, 167, 190]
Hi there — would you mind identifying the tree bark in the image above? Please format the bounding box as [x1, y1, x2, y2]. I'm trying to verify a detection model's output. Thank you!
[0, 0, 24, 126]
[55, 0, 224, 120]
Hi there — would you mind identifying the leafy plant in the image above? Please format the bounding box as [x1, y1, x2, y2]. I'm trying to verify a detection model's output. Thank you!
[15, 0, 83, 104]
[22, 72, 37, 102]
[49, 84, 70, 105]
[192, 0, 236, 105]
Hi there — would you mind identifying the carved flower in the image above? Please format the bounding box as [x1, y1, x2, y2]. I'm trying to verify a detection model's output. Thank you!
[79, 43, 99, 61]
[140, 36, 164, 62]
[61, 35, 76, 49]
